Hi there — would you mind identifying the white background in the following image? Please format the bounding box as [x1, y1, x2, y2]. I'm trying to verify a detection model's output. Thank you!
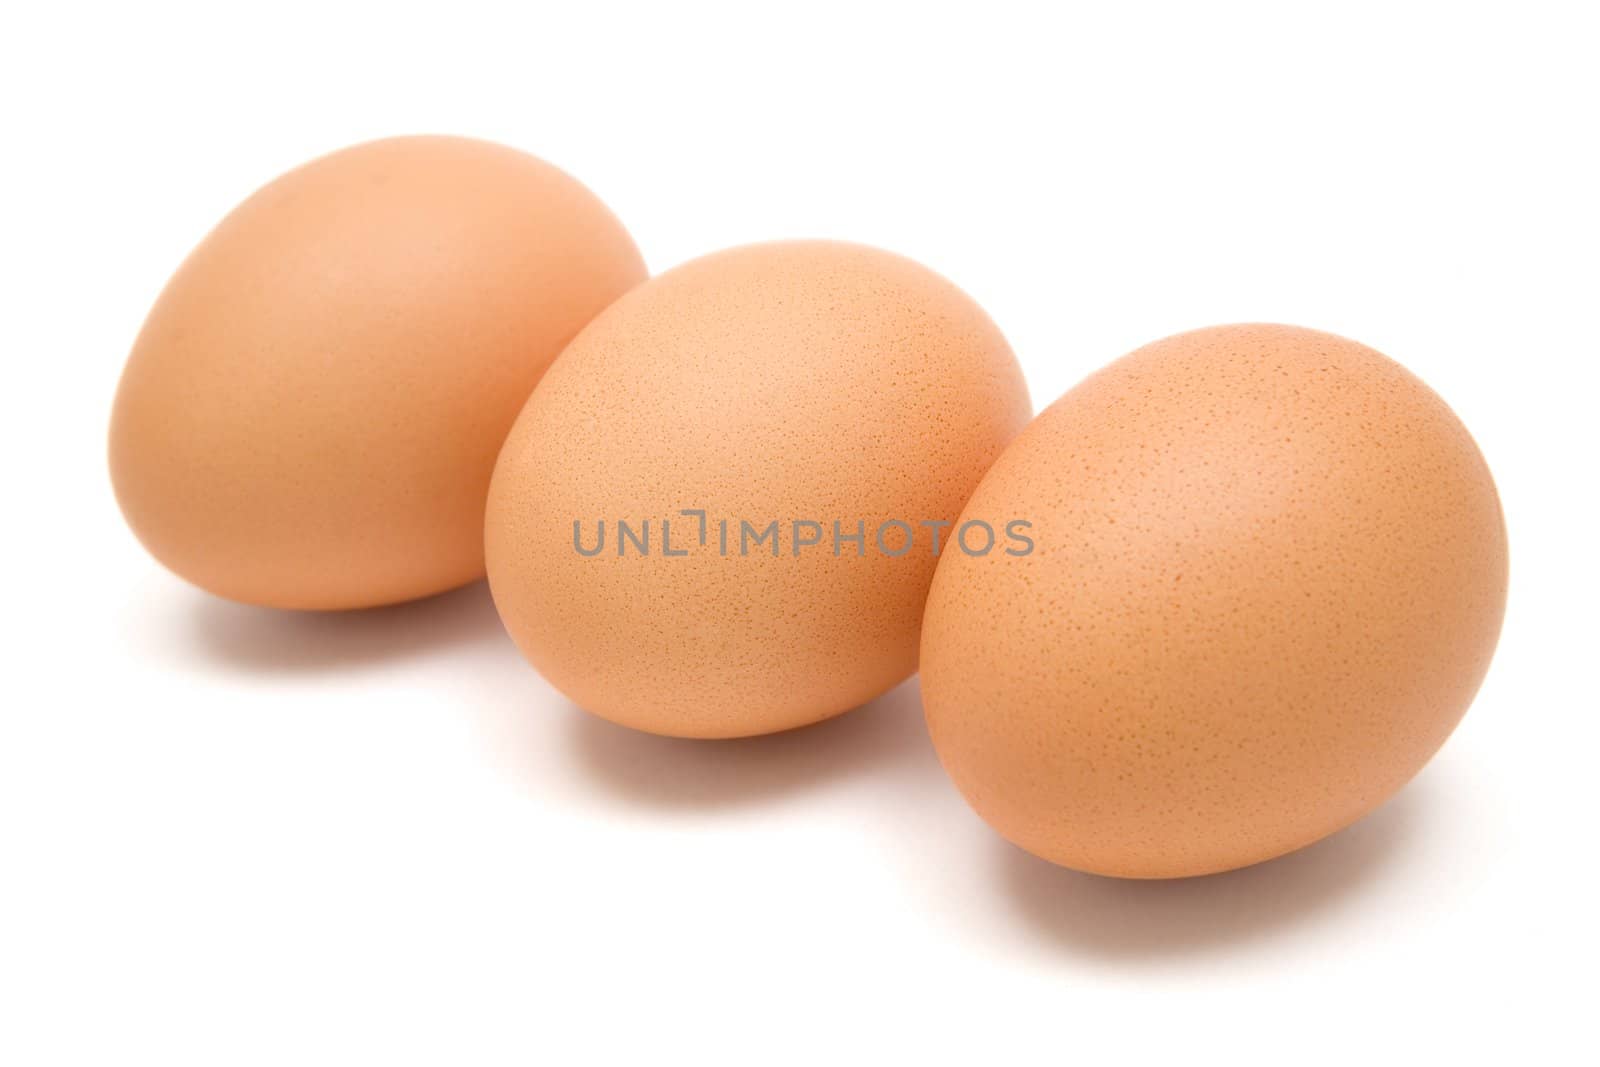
[4, 2, 1596, 1063]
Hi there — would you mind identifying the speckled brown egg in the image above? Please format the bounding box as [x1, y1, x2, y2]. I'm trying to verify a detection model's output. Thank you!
[920, 323, 1507, 878]
[109, 135, 645, 610]
[485, 241, 1031, 738]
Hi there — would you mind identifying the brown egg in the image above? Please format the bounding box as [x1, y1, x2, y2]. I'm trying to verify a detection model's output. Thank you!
[485, 241, 1031, 738]
[109, 136, 645, 609]
[920, 324, 1508, 878]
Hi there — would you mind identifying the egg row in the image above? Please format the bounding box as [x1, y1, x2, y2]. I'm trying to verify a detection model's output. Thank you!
[110, 136, 1507, 878]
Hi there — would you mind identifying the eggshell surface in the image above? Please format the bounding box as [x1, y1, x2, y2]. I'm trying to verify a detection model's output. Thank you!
[920, 324, 1508, 878]
[110, 136, 646, 609]
[485, 241, 1031, 738]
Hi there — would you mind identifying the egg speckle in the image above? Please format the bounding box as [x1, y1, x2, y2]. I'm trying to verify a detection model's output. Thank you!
[920, 323, 1508, 878]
